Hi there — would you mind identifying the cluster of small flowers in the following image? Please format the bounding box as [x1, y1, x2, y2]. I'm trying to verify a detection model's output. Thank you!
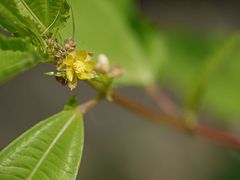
[44, 35, 97, 89]
[58, 49, 96, 90]
[43, 34, 67, 60]
[44, 36, 123, 90]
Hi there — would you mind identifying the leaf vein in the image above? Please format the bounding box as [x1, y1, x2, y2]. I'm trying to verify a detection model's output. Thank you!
[26, 113, 77, 179]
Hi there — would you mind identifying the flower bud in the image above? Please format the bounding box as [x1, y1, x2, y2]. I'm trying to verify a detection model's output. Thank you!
[95, 54, 110, 74]
[64, 38, 76, 52]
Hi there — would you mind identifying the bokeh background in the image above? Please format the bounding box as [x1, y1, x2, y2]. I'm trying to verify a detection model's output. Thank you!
[1, 0, 240, 179]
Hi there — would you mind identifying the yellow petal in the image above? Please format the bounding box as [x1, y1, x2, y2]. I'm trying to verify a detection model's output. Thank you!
[76, 50, 88, 62]
[76, 72, 93, 80]
[63, 54, 74, 65]
[68, 76, 78, 90]
[88, 52, 94, 58]
[66, 68, 74, 82]
[84, 61, 94, 72]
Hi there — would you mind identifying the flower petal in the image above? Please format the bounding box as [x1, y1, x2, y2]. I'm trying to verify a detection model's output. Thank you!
[66, 67, 74, 82]
[85, 61, 95, 72]
[76, 50, 88, 62]
[63, 54, 74, 65]
[68, 76, 78, 90]
[76, 72, 93, 80]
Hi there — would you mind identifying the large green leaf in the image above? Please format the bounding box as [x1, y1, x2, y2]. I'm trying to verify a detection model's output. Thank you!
[187, 35, 240, 115]
[0, 2, 33, 38]
[0, 50, 44, 83]
[200, 45, 240, 120]
[0, 108, 84, 180]
[0, 0, 70, 44]
[62, 0, 166, 87]
[160, 31, 240, 121]
[160, 31, 225, 92]
[0, 34, 29, 51]
[105, 0, 134, 15]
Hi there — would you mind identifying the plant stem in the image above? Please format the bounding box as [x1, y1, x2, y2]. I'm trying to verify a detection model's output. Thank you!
[145, 83, 240, 150]
[111, 91, 191, 131]
[77, 96, 102, 114]
[197, 125, 240, 150]
[86, 81, 240, 150]
[146, 84, 180, 117]
[111, 91, 240, 150]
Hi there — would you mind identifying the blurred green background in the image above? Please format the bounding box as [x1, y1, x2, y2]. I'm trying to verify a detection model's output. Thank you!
[1, 0, 240, 179]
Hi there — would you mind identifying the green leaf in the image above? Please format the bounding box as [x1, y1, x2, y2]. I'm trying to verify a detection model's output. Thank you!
[0, 50, 45, 83]
[160, 31, 240, 121]
[187, 34, 240, 114]
[160, 31, 225, 91]
[0, 2, 33, 38]
[200, 44, 240, 120]
[0, 34, 29, 51]
[0, 108, 84, 180]
[129, 18, 166, 81]
[62, 0, 166, 87]
[15, 0, 70, 32]
[105, 0, 134, 15]
[0, 0, 70, 44]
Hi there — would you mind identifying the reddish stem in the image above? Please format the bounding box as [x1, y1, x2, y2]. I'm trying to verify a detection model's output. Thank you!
[111, 91, 240, 150]
[197, 125, 240, 150]
[146, 85, 180, 116]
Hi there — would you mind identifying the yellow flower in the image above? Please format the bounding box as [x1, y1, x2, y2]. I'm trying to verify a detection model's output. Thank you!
[63, 50, 96, 90]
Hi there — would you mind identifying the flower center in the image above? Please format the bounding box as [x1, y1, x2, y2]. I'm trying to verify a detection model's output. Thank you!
[73, 61, 85, 73]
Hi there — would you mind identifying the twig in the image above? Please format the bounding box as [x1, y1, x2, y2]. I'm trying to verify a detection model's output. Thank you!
[111, 91, 240, 150]
[146, 84, 180, 116]
[197, 125, 240, 150]
[111, 91, 191, 131]
[86, 81, 240, 150]
[77, 96, 102, 114]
